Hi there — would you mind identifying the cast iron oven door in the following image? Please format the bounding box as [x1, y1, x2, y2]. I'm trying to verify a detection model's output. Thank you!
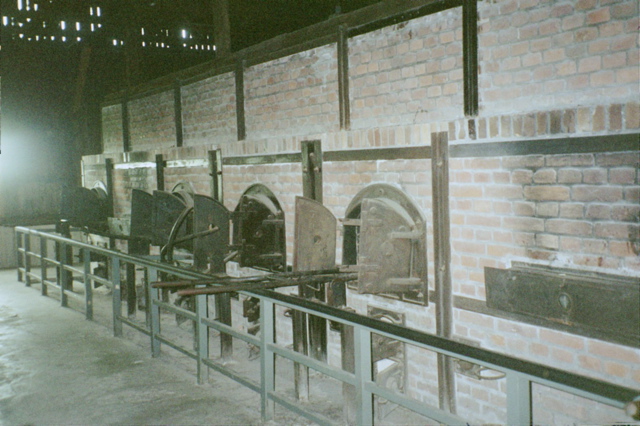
[342, 184, 428, 303]
[233, 184, 286, 272]
[151, 190, 191, 250]
[129, 189, 154, 242]
[293, 196, 336, 273]
[193, 194, 230, 273]
[358, 197, 425, 294]
[59, 185, 109, 232]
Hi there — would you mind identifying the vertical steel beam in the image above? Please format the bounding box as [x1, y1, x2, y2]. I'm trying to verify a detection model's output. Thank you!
[260, 299, 275, 421]
[354, 327, 373, 426]
[155, 154, 165, 191]
[507, 372, 532, 425]
[24, 233, 31, 286]
[212, 0, 231, 56]
[122, 95, 131, 152]
[432, 131, 456, 413]
[148, 267, 161, 357]
[301, 140, 323, 203]
[111, 257, 123, 337]
[463, 0, 479, 117]
[338, 25, 351, 130]
[208, 149, 223, 202]
[83, 248, 93, 320]
[40, 235, 48, 296]
[235, 60, 246, 141]
[217, 294, 234, 360]
[196, 292, 209, 385]
[174, 79, 184, 148]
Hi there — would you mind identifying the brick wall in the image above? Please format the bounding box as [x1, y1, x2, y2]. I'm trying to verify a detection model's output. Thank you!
[350, 8, 464, 128]
[128, 90, 176, 152]
[181, 72, 237, 146]
[245, 45, 340, 141]
[478, 0, 638, 115]
[101, 103, 123, 154]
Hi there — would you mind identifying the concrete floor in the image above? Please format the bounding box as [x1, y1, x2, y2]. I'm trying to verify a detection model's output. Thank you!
[0, 268, 297, 425]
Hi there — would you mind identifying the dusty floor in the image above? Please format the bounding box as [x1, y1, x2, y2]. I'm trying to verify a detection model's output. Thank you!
[0, 268, 309, 425]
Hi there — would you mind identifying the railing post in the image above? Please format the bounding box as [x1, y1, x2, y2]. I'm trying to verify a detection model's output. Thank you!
[148, 267, 161, 357]
[24, 233, 31, 286]
[260, 299, 275, 422]
[196, 292, 209, 385]
[59, 242, 69, 307]
[16, 230, 24, 282]
[111, 257, 123, 337]
[354, 326, 373, 426]
[506, 372, 532, 425]
[83, 248, 93, 320]
[40, 234, 48, 296]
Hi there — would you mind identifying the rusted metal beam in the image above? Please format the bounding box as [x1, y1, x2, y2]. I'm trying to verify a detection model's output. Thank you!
[432, 131, 456, 414]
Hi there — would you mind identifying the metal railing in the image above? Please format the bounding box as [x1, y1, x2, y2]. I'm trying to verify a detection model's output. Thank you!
[15, 226, 639, 425]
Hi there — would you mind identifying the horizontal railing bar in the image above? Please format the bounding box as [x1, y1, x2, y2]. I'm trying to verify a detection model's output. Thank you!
[119, 317, 151, 336]
[155, 334, 197, 360]
[267, 342, 356, 386]
[201, 358, 260, 393]
[200, 317, 260, 347]
[152, 300, 198, 322]
[62, 290, 84, 302]
[42, 279, 60, 289]
[267, 392, 335, 426]
[63, 265, 84, 275]
[25, 272, 42, 282]
[364, 380, 465, 424]
[87, 274, 112, 288]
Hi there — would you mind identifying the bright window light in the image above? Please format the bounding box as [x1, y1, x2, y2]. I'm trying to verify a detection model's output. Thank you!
[112, 39, 117, 46]
[181, 29, 187, 39]
[17, 0, 23, 11]
[2, 16, 8, 26]
[60, 20, 66, 30]
[96, 7, 101, 16]
[76, 22, 81, 31]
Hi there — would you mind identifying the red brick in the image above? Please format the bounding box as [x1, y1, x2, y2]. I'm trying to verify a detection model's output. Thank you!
[625, 102, 640, 129]
[586, 7, 611, 25]
[535, 233, 559, 249]
[503, 216, 545, 232]
[596, 152, 640, 167]
[524, 186, 570, 201]
[594, 223, 636, 239]
[625, 187, 640, 202]
[586, 204, 612, 220]
[514, 201, 535, 216]
[559, 203, 584, 219]
[503, 155, 545, 169]
[592, 106, 606, 131]
[571, 185, 623, 202]
[532, 169, 556, 184]
[545, 154, 594, 167]
[582, 168, 608, 184]
[512, 169, 533, 184]
[611, 204, 640, 222]
[546, 219, 593, 236]
[609, 167, 637, 185]
[536, 202, 559, 217]
[609, 104, 623, 131]
[540, 329, 585, 350]
[557, 168, 582, 183]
